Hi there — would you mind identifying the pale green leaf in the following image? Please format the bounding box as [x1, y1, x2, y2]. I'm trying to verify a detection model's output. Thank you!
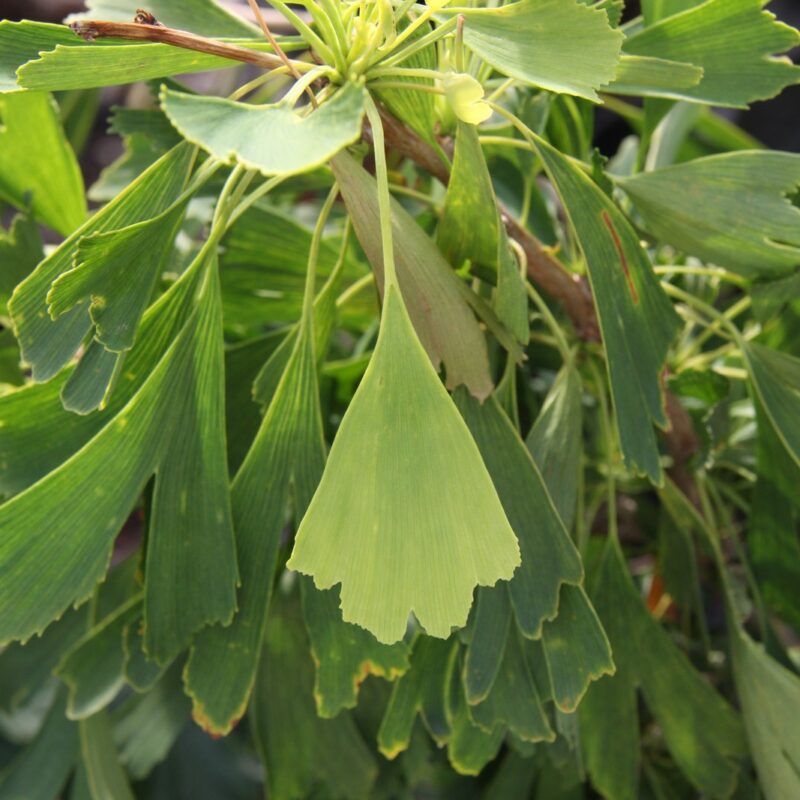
[67, 0, 256, 36]
[619, 151, 800, 277]
[605, 54, 704, 99]
[439, 121, 528, 343]
[731, 631, 800, 800]
[641, 0, 701, 25]
[251, 589, 378, 800]
[454, 0, 622, 101]
[332, 150, 495, 398]
[744, 343, 800, 468]
[623, 0, 800, 107]
[288, 284, 520, 644]
[48, 199, 189, 352]
[0, 91, 85, 235]
[454, 391, 583, 638]
[0, 21, 76, 93]
[162, 84, 366, 177]
[301, 579, 410, 719]
[9, 143, 194, 382]
[532, 134, 680, 483]
[20, 38, 304, 93]
[184, 318, 325, 735]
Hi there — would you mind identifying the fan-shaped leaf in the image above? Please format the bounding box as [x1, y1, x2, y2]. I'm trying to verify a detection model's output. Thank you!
[162, 84, 366, 177]
[288, 284, 520, 644]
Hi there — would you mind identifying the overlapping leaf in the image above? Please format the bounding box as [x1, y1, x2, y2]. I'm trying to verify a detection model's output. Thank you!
[531, 134, 681, 483]
[623, 0, 800, 107]
[0, 91, 85, 235]
[288, 284, 520, 644]
[331, 150, 495, 398]
[162, 84, 366, 177]
[453, 0, 622, 101]
[619, 151, 800, 277]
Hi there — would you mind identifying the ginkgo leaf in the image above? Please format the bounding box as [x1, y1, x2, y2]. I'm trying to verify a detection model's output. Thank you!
[288, 283, 520, 644]
[454, 391, 583, 638]
[184, 316, 326, 735]
[623, 0, 800, 107]
[67, 0, 256, 36]
[463, 585, 511, 704]
[0, 20, 77, 92]
[452, 0, 622, 102]
[162, 84, 366, 177]
[731, 630, 800, 799]
[301, 579, 410, 719]
[439, 121, 528, 344]
[9, 143, 194, 382]
[80, 712, 135, 800]
[743, 343, 800, 468]
[331, 150, 495, 399]
[531, 134, 681, 483]
[47, 198, 189, 352]
[605, 54, 704, 99]
[618, 151, 800, 277]
[378, 635, 459, 758]
[0, 91, 85, 236]
[0, 257, 237, 646]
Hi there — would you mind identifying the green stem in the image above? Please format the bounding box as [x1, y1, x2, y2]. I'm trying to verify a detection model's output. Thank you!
[365, 94, 398, 289]
[267, 0, 338, 64]
[587, 357, 618, 542]
[336, 271, 375, 309]
[371, 15, 457, 70]
[302, 183, 340, 320]
[660, 283, 744, 345]
[681, 295, 751, 360]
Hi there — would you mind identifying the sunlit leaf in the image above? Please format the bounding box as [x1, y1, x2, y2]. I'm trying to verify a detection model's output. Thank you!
[0, 91, 85, 235]
[623, 0, 800, 107]
[453, 0, 622, 101]
[162, 84, 366, 177]
[301, 579, 410, 719]
[67, 0, 256, 36]
[619, 151, 800, 277]
[288, 284, 520, 644]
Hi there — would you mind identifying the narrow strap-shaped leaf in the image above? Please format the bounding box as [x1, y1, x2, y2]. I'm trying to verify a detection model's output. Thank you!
[447, 680, 506, 776]
[184, 321, 325, 734]
[144, 265, 238, 662]
[250, 589, 378, 800]
[454, 391, 583, 638]
[604, 54, 704, 99]
[162, 84, 367, 177]
[79, 712, 135, 800]
[463, 584, 511, 704]
[532, 135, 681, 483]
[57, 596, 142, 719]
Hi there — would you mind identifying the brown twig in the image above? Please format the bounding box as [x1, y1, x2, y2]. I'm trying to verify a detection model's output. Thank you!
[69, 18, 289, 72]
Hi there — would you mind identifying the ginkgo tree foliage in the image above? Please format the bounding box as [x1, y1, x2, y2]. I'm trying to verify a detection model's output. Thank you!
[0, 0, 799, 796]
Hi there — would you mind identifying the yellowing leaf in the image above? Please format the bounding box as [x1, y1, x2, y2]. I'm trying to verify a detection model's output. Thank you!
[288, 284, 520, 644]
